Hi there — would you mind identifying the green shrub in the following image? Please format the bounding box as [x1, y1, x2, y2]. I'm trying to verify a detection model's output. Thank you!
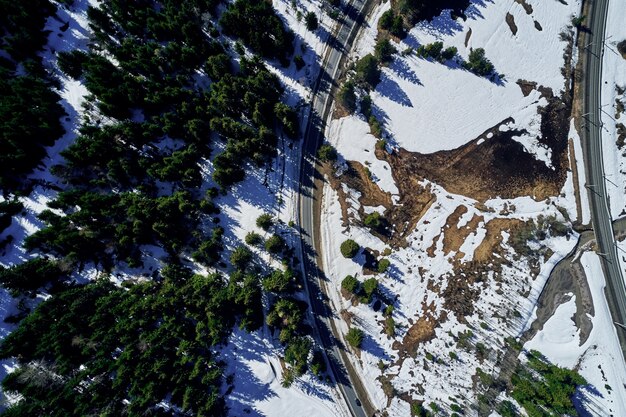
[230, 245, 253, 270]
[265, 234, 285, 254]
[377, 258, 390, 273]
[346, 327, 364, 348]
[355, 54, 381, 88]
[256, 213, 274, 230]
[363, 211, 382, 228]
[463, 48, 494, 76]
[305, 12, 318, 31]
[245, 231, 262, 246]
[317, 143, 338, 162]
[340, 239, 360, 258]
[361, 277, 378, 303]
[338, 81, 357, 113]
[341, 275, 359, 294]
[374, 38, 397, 64]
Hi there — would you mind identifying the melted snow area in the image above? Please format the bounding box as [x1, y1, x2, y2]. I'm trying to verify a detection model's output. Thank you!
[323, 0, 625, 414]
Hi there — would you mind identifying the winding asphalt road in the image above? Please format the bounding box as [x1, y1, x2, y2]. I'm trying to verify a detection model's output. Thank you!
[581, 0, 626, 356]
[296, 0, 374, 416]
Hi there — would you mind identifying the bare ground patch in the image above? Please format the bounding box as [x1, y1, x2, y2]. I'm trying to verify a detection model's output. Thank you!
[506, 13, 517, 36]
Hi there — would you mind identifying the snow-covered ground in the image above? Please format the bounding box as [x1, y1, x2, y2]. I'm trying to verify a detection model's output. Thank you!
[319, 0, 626, 414]
[600, 0, 626, 219]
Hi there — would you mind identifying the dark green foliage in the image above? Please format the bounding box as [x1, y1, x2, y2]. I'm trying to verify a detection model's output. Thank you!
[498, 400, 519, 417]
[511, 350, 586, 417]
[57, 49, 89, 79]
[394, 0, 470, 26]
[294, 54, 305, 71]
[310, 350, 327, 376]
[374, 38, 397, 64]
[193, 226, 225, 266]
[346, 327, 364, 348]
[364, 211, 382, 229]
[378, 10, 406, 38]
[338, 81, 357, 113]
[0, 200, 22, 233]
[340, 239, 360, 258]
[361, 95, 372, 118]
[377, 258, 390, 273]
[230, 245, 253, 270]
[0, 266, 260, 416]
[265, 234, 285, 254]
[0, 258, 62, 295]
[317, 143, 338, 162]
[341, 275, 359, 294]
[416, 41, 444, 59]
[361, 277, 378, 303]
[441, 46, 458, 61]
[267, 298, 305, 344]
[464, 48, 494, 76]
[262, 267, 296, 293]
[305, 12, 319, 31]
[0, 73, 65, 193]
[220, 0, 294, 62]
[256, 213, 274, 230]
[274, 102, 300, 138]
[245, 231, 263, 246]
[355, 54, 381, 88]
[284, 336, 311, 376]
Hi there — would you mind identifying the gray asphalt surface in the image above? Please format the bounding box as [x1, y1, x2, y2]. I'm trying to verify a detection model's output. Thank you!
[296, 1, 372, 417]
[581, 0, 626, 356]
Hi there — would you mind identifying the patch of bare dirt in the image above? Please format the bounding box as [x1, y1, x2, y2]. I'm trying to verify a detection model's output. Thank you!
[515, 0, 533, 14]
[516, 79, 537, 97]
[464, 27, 472, 47]
[505, 13, 517, 36]
[378, 114, 569, 203]
[568, 138, 583, 224]
[327, 158, 436, 248]
[392, 303, 444, 359]
[439, 205, 485, 259]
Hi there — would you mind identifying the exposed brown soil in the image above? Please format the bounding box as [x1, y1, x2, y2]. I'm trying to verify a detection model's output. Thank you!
[515, 0, 533, 14]
[505, 13, 518, 36]
[326, 159, 436, 248]
[439, 205, 485, 259]
[516, 79, 537, 97]
[464, 28, 472, 47]
[392, 303, 443, 359]
[474, 218, 523, 262]
[377, 114, 569, 203]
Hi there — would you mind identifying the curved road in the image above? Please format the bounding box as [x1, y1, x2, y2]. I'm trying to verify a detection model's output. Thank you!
[581, 0, 626, 356]
[296, 0, 374, 416]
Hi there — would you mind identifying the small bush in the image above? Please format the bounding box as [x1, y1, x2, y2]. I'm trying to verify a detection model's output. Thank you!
[377, 258, 390, 273]
[338, 81, 357, 113]
[256, 213, 274, 230]
[340, 239, 360, 258]
[265, 234, 285, 254]
[346, 327, 364, 348]
[464, 48, 494, 76]
[361, 277, 378, 303]
[341, 275, 359, 294]
[245, 231, 262, 246]
[230, 245, 253, 270]
[363, 211, 382, 229]
[317, 143, 338, 162]
[305, 12, 319, 31]
[355, 54, 381, 88]
[374, 38, 397, 64]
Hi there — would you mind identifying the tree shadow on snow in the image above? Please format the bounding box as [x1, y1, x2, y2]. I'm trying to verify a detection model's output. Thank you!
[375, 71, 414, 107]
